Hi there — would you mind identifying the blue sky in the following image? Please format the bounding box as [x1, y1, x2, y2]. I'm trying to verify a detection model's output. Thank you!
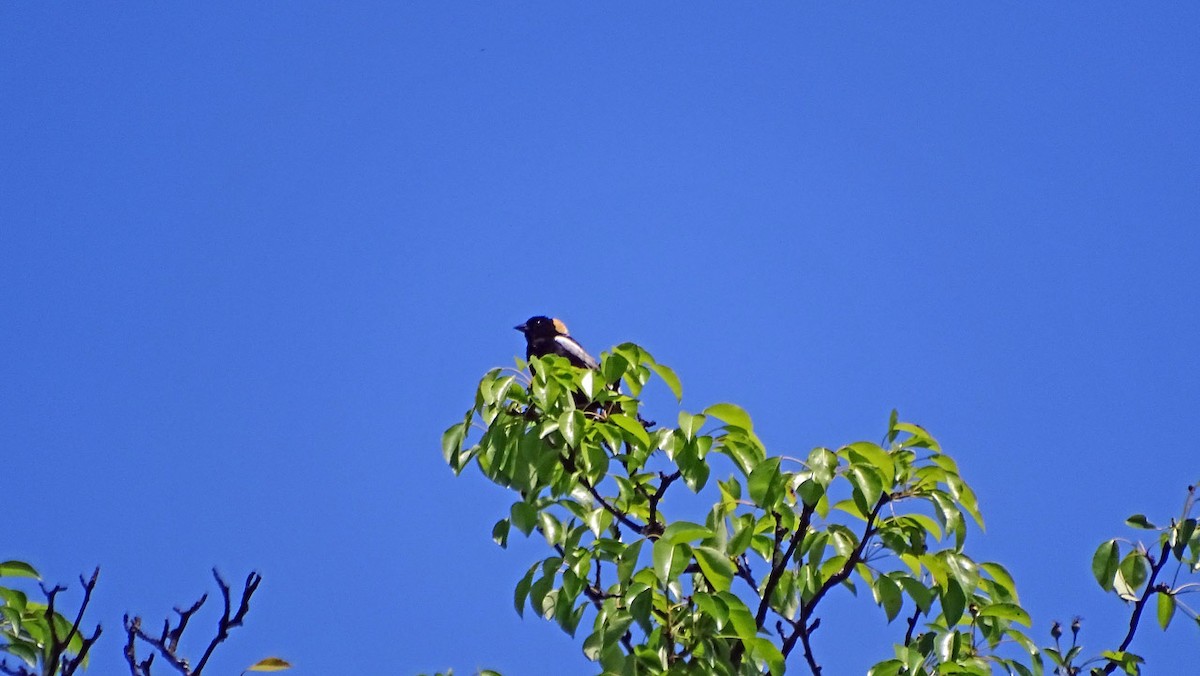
[2, 3, 1197, 674]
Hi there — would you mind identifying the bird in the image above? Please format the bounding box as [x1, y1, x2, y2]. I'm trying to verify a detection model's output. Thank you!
[514, 316, 598, 370]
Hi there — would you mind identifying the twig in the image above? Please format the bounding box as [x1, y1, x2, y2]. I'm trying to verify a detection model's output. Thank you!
[123, 570, 262, 675]
[735, 554, 759, 591]
[58, 569, 103, 676]
[903, 603, 923, 646]
[646, 471, 681, 539]
[797, 618, 822, 674]
[781, 494, 890, 672]
[192, 570, 261, 674]
[579, 473, 645, 534]
[1102, 541, 1172, 674]
[756, 505, 815, 627]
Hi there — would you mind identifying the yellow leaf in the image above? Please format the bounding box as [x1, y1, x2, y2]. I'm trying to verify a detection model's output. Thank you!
[245, 657, 292, 672]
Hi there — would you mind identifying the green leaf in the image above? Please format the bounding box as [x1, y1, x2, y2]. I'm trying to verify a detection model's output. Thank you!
[599, 352, 630, 386]
[704, 402, 753, 432]
[440, 422, 466, 466]
[976, 602, 1031, 627]
[1125, 514, 1157, 530]
[844, 442, 895, 484]
[648, 362, 683, 401]
[608, 414, 651, 449]
[661, 521, 714, 545]
[678, 412, 706, 440]
[539, 511, 564, 546]
[1173, 518, 1196, 560]
[717, 591, 758, 643]
[559, 410, 585, 448]
[693, 592, 729, 628]
[847, 465, 884, 509]
[1157, 591, 1175, 630]
[1119, 550, 1148, 589]
[795, 478, 824, 507]
[868, 659, 905, 676]
[677, 442, 711, 492]
[747, 457, 784, 508]
[616, 540, 643, 584]
[513, 562, 539, 616]
[0, 561, 39, 579]
[981, 562, 1019, 604]
[897, 575, 934, 613]
[492, 518, 510, 548]
[652, 538, 676, 583]
[941, 579, 966, 626]
[510, 501, 538, 536]
[873, 574, 903, 622]
[728, 516, 755, 557]
[748, 636, 786, 676]
[693, 546, 736, 592]
[584, 507, 612, 537]
[1092, 540, 1120, 591]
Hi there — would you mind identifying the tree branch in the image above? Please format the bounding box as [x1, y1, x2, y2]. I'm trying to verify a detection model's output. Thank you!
[903, 604, 923, 646]
[756, 505, 815, 628]
[58, 568, 103, 676]
[1102, 540, 1173, 674]
[123, 570, 262, 676]
[781, 494, 890, 672]
[646, 471, 681, 539]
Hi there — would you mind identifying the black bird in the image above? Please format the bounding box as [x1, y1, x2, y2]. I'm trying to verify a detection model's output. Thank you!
[514, 316, 598, 370]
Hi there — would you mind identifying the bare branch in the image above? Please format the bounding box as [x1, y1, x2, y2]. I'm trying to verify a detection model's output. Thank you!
[123, 570, 262, 676]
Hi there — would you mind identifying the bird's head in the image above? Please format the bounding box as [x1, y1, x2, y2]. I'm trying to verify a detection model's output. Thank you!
[515, 315, 570, 338]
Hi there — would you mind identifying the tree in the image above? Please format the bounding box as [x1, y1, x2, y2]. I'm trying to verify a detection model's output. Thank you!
[443, 344, 1199, 675]
[0, 564, 286, 676]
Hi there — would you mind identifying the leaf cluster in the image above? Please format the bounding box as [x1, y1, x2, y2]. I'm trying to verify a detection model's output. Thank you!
[444, 347, 1049, 674]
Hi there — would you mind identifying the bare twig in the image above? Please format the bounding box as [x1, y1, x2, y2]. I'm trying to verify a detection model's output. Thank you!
[123, 570, 262, 676]
[58, 569, 103, 676]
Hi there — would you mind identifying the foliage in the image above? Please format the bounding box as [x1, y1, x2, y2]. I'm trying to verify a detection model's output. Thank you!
[0, 563, 99, 676]
[444, 345, 1200, 675]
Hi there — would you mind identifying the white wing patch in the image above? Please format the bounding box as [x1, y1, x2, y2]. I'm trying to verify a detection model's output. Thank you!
[554, 335, 599, 369]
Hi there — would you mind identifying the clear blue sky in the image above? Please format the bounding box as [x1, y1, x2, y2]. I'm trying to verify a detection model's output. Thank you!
[2, 4, 1197, 674]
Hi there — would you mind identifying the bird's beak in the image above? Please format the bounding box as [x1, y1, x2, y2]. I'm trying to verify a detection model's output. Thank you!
[514, 323, 526, 333]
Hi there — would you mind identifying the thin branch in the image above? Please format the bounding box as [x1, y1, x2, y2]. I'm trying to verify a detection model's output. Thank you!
[123, 615, 157, 676]
[756, 505, 815, 627]
[646, 471, 681, 539]
[579, 473, 645, 534]
[729, 504, 815, 668]
[781, 494, 890, 672]
[123, 570, 262, 676]
[59, 568, 103, 676]
[797, 618, 822, 674]
[903, 604, 923, 646]
[191, 569, 261, 674]
[735, 554, 759, 591]
[558, 447, 645, 534]
[1102, 541, 1173, 674]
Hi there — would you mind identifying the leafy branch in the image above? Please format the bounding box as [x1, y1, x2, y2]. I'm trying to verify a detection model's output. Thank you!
[445, 345, 1199, 675]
